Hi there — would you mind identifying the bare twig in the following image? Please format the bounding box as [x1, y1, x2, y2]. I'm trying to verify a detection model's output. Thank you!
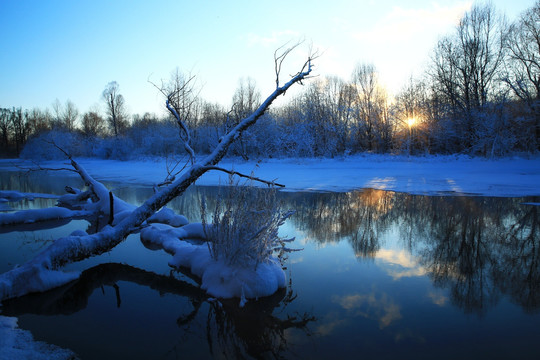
[44, 140, 72, 159]
[14, 161, 76, 174]
[149, 71, 200, 164]
[157, 154, 191, 188]
[274, 42, 301, 88]
[166, 97, 196, 163]
[202, 166, 285, 188]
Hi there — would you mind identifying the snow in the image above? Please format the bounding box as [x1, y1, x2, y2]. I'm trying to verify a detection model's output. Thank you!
[2, 154, 539, 197]
[147, 206, 189, 227]
[0, 190, 59, 202]
[0, 315, 77, 360]
[0, 207, 89, 226]
[140, 223, 286, 303]
[0, 265, 81, 302]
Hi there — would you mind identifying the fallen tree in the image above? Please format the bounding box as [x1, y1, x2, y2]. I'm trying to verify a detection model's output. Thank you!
[0, 46, 315, 301]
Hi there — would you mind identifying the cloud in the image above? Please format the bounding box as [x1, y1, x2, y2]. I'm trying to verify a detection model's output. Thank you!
[375, 248, 426, 280]
[333, 292, 402, 329]
[316, 314, 349, 337]
[346, 1, 474, 93]
[245, 30, 301, 47]
[353, 1, 473, 44]
[428, 291, 449, 306]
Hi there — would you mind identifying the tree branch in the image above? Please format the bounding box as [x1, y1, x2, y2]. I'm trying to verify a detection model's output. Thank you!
[166, 97, 196, 163]
[201, 166, 285, 187]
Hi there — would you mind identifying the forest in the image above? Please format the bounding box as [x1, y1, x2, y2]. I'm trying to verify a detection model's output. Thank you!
[1, 2, 539, 160]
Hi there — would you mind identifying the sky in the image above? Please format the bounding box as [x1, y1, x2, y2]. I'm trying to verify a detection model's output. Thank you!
[0, 0, 535, 118]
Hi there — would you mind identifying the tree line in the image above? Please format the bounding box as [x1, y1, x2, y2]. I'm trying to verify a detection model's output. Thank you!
[3, 2, 540, 160]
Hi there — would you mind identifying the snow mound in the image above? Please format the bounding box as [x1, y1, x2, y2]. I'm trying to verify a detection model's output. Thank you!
[0, 315, 78, 360]
[140, 223, 286, 301]
[147, 206, 189, 227]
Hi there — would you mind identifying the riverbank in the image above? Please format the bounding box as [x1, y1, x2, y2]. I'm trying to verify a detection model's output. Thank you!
[1, 154, 539, 197]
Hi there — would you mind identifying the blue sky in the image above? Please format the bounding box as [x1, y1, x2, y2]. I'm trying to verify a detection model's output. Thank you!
[0, 0, 534, 117]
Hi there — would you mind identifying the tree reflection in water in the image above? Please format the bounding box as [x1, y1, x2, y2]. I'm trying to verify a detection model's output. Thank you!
[157, 185, 539, 316]
[1, 263, 315, 359]
[3, 182, 538, 357]
[288, 189, 394, 258]
[284, 189, 540, 315]
[495, 204, 540, 312]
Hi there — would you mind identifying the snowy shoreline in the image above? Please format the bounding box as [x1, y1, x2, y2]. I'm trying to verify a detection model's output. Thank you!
[1, 154, 540, 197]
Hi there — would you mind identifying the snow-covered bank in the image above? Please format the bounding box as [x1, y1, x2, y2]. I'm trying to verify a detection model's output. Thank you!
[1, 154, 539, 197]
[0, 315, 77, 360]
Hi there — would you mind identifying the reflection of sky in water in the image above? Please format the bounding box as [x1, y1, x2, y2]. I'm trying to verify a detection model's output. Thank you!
[1, 173, 540, 359]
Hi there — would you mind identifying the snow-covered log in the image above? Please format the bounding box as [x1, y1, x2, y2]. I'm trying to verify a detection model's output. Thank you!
[0, 53, 314, 301]
[0, 157, 133, 227]
[67, 156, 135, 223]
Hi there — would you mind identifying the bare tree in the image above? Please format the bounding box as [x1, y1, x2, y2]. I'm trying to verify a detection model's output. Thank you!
[10, 107, 28, 155]
[393, 77, 432, 153]
[504, 0, 540, 149]
[82, 110, 106, 137]
[102, 81, 128, 137]
[51, 99, 79, 131]
[51, 98, 62, 127]
[0, 108, 12, 154]
[25, 107, 52, 136]
[231, 77, 261, 122]
[150, 69, 201, 171]
[229, 77, 261, 159]
[456, 3, 506, 110]
[429, 3, 506, 150]
[63, 100, 79, 131]
[162, 68, 200, 128]
[0, 46, 316, 301]
[351, 63, 389, 152]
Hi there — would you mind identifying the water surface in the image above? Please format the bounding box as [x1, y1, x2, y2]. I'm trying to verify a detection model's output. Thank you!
[1, 171, 539, 359]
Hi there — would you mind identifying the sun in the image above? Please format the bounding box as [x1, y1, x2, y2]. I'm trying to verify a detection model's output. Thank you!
[407, 118, 416, 128]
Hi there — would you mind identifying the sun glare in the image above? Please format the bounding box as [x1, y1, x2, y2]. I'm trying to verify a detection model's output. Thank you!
[407, 118, 416, 128]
